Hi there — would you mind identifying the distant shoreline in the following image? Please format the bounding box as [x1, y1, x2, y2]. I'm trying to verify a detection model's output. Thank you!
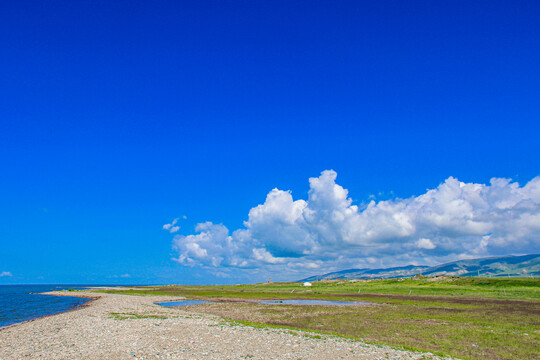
[0, 291, 98, 332]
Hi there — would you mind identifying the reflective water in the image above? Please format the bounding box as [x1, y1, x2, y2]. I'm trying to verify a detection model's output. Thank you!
[259, 299, 366, 305]
[155, 299, 369, 308]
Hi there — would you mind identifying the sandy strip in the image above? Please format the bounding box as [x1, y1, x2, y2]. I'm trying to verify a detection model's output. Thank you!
[0, 291, 449, 359]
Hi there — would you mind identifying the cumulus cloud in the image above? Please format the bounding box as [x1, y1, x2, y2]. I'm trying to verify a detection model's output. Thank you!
[163, 218, 180, 233]
[0, 271, 12, 277]
[416, 238, 436, 250]
[169, 170, 540, 278]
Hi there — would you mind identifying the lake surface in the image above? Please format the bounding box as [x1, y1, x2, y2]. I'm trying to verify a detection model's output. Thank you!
[259, 299, 366, 305]
[156, 300, 211, 307]
[0, 285, 96, 328]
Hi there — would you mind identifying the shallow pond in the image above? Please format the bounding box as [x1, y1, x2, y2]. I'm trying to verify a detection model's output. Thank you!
[258, 299, 367, 306]
[156, 299, 369, 307]
[155, 300, 212, 307]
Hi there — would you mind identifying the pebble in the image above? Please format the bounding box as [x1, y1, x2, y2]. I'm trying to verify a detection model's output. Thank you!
[0, 291, 452, 360]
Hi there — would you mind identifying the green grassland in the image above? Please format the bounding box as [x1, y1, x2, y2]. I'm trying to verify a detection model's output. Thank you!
[99, 277, 540, 360]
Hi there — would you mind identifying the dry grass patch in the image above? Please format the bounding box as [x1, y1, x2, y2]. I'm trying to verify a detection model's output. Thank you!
[190, 299, 539, 360]
[109, 312, 169, 320]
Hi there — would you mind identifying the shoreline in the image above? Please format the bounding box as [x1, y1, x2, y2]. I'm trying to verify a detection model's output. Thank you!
[0, 291, 448, 359]
[0, 291, 99, 332]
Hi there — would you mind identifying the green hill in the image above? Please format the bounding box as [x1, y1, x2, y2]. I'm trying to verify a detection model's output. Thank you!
[301, 254, 540, 281]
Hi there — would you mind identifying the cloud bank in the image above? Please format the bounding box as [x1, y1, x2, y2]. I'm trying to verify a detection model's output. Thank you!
[166, 170, 540, 278]
[0, 271, 12, 277]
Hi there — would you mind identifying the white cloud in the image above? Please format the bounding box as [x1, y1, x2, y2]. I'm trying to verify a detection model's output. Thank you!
[416, 238, 436, 250]
[163, 218, 180, 233]
[0, 271, 12, 277]
[169, 170, 540, 279]
[252, 248, 286, 264]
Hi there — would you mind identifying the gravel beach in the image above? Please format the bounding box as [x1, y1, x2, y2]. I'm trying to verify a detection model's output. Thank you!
[0, 291, 449, 359]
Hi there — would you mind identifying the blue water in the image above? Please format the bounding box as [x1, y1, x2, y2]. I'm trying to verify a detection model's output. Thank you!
[156, 300, 211, 307]
[156, 299, 367, 307]
[259, 299, 366, 306]
[0, 285, 95, 328]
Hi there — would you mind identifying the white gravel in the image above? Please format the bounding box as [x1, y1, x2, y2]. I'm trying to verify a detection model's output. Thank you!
[0, 292, 450, 359]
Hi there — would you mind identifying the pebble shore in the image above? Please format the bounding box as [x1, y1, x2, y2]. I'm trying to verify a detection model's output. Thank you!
[0, 291, 450, 359]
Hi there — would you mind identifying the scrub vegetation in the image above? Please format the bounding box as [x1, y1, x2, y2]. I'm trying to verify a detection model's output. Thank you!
[101, 277, 540, 360]
[109, 312, 168, 320]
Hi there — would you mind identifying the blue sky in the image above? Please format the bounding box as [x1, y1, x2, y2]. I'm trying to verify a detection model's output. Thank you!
[1, 1, 539, 284]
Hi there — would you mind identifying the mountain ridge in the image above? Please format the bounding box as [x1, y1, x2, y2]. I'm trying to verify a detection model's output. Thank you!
[300, 254, 540, 281]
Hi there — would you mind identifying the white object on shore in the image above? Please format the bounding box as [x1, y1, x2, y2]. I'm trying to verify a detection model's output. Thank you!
[302, 282, 312, 287]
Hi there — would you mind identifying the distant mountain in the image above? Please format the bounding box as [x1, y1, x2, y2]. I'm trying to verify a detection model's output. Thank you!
[421, 254, 540, 277]
[301, 265, 430, 282]
[300, 254, 540, 281]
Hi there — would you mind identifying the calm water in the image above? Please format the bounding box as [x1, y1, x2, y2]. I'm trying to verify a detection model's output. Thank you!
[156, 300, 211, 307]
[259, 299, 367, 305]
[156, 299, 367, 307]
[0, 285, 96, 328]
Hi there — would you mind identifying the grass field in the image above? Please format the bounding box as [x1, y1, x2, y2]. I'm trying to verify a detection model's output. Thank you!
[100, 277, 540, 360]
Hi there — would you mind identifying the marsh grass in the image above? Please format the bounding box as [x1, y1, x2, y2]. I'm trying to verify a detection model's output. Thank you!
[100, 277, 540, 359]
[195, 300, 539, 360]
[100, 277, 540, 301]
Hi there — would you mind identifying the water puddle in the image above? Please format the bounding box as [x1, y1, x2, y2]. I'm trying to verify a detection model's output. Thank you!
[155, 300, 212, 307]
[156, 299, 369, 307]
[258, 299, 367, 306]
